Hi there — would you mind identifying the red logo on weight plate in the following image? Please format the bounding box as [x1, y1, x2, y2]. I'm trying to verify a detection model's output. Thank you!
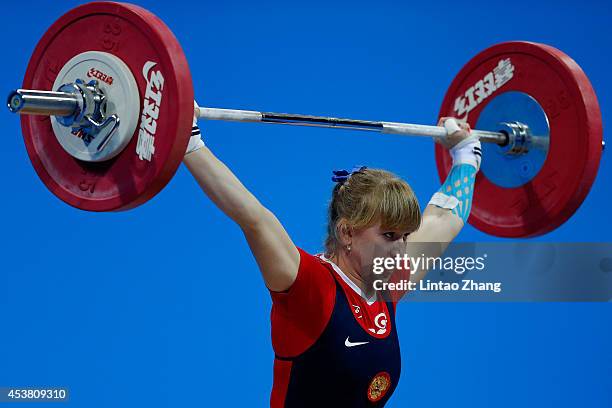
[87, 68, 114, 85]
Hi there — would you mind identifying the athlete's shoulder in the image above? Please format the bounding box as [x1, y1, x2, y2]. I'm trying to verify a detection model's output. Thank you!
[295, 245, 327, 266]
[270, 245, 337, 357]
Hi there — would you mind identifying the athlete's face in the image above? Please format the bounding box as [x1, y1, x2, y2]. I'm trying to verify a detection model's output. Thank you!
[348, 222, 411, 283]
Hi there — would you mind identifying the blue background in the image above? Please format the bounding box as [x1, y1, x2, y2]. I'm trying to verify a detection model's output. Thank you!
[1, 0, 610, 406]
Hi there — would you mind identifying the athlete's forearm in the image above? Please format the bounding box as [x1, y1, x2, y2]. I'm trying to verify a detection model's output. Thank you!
[183, 147, 266, 229]
[432, 163, 478, 224]
[407, 163, 476, 246]
[425, 128, 482, 237]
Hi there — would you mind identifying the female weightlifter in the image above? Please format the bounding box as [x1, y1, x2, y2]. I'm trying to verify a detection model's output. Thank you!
[183, 103, 481, 407]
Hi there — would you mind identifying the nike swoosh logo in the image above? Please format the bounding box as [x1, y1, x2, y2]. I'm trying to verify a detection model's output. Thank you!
[345, 336, 369, 348]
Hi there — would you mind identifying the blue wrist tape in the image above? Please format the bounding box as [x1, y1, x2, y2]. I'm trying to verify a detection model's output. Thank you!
[429, 163, 477, 223]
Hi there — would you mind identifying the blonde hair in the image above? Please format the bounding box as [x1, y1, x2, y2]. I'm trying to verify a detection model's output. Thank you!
[324, 167, 421, 257]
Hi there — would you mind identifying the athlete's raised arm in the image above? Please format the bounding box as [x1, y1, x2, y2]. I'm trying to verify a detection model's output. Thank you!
[183, 104, 299, 292]
[406, 118, 482, 284]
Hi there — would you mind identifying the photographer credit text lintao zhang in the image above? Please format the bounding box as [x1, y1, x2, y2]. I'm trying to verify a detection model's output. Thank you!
[372, 253, 503, 294]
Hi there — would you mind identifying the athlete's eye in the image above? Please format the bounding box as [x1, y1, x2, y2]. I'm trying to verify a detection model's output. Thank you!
[383, 232, 395, 240]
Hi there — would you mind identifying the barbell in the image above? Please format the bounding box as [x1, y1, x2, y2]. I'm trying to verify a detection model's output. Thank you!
[6, 2, 604, 238]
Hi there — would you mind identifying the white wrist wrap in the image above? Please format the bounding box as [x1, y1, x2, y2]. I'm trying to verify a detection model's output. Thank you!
[450, 136, 482, 171]
[185, 116, 205, 155]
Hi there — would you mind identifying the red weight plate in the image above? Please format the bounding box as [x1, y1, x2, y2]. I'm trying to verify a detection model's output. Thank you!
[435, 41, 602, 237]
[21, 2, 194, 211]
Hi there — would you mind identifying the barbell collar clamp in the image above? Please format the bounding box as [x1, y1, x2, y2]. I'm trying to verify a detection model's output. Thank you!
[498, 121, 533, 156]
[8, 83, 121, 153]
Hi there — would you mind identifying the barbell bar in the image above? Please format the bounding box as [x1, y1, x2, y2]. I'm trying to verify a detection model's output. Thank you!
[9, 87, 512, 145]
[10, 87, 556, 157]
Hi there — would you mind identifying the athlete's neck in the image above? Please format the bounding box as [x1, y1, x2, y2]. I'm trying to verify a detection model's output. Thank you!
[329, 252, 375, 299]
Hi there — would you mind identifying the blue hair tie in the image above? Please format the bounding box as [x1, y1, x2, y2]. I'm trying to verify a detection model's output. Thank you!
[331, 165, 367, 183]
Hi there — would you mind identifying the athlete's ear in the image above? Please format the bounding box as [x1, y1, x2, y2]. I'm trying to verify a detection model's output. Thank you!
[336, 219, 353, 246]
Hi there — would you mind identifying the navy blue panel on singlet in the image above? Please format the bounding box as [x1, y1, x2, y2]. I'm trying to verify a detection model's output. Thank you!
[277, 268, 401, 407]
